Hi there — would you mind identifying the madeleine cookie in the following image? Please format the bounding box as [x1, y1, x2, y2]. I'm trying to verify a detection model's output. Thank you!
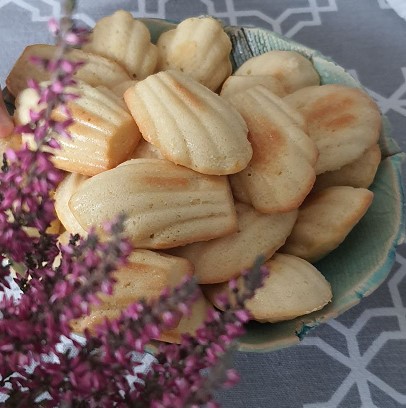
[54, 172, 89, 236]
[83, 10, 158, 80]
[234, 51, 320, 94]
[228, 85, 318, 213]
[6, 44, 131, 97]
[0, 133, 21, 155]
[73, 291, 210, 345]
[15, 82, 141, 176]
[313, 144, 381, 192]
[281, 186, 374, 262]
[157, 17, 232, 91]
[124, 70, 252, 175]
[284, 84, 382, 174]
[160, 294, 212, 344]
[71, 249, 194, 336]
[221, 75, 286, 98]
[171, 203, 298, 284]
[129, 138, 165, 160]
[204, 253, 332, 323]
[112, 80, 139, 98]
[69, 158, 238, 249]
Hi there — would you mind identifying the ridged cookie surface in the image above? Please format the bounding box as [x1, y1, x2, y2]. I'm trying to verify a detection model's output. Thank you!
[124, 70, 252, 175]
[228, 85, 318, 213]
[204, 253, 332, 323]
[6, 44, 131, 97]
[160, 294, 212, 344]
[69, 158, 238, 248]
[284, 84, 381, 174]
[54, 172, 89, 236]
[71, 249, 194, 339]
[220, 74, 286, 98]
[157, 17, 232, 91]
[15, 82, 141, 176]
[83, 10, 158, 80]
[282, 186, 374, 262]
[234, 51, 320, 94]
[171, 202, 298, 284]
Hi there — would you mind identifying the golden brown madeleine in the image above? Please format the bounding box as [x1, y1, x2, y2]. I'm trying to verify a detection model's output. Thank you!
[204, 253, 332, 323]
[124, 70, 252, 175]
[313, 144, 381, 192]
[73, 290, 211, 345]
[71, 249, 193, 333]
[234, 51, 320, 94]
[83, 10, 158, 80]
[227, 85, 318, 213]
[282, 186, 374, 262]
[160, 294, 212, 344]
[69, 158, 238, 249]
[6, 44, 131, 97]
[284, 84, 382, 175]
[129, 138, 165, 160]
[15, 82, 141, 176]
[171, 202, 298, 284]
[220, 75, 286, 98]
[111, 80, 139, 98]
[98, 249, 193, 307]
[0, 133, 21, 155]
[54, 172, 89, 235]
[157, 17, 232, 91]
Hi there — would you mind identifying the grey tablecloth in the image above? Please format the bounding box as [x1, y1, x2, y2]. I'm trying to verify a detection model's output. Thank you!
[0, 1, 405, 407]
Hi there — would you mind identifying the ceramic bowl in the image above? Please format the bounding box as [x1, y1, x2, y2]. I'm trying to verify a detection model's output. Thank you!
[4, 18, 403, 353]
[143, 18, 405, 352]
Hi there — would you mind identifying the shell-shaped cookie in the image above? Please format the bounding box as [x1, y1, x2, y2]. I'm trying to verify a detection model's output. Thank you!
[6, 44, 131, 97]
[171, 202, 298, 284]
[124, 70, 252, 175]
[15, 82, 141, 176]
[73, 290, 210, 344]
[220, 75, 286, 98]
[228, 85, 318, 213]
[69, 158, 238, 249]
[0, 133, 21, 156]
[129, 138, 165, 160]
[284, 84, 382, 175]
[281, 186, 374, 262]
[54, 172, 89, 235]
[71, 249, 194, 335]
[157, 17, 232, 91]
[83, 10, 158, 80]
[313, 144, 381, 192]
[234, 51, 320, 94]
[204, 253, 332, 323]
[112, 80, 139, 98]
[160, 294, 212, 344]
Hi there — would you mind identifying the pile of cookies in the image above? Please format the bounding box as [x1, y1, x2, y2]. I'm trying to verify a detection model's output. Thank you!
[4, 11, 382, 342]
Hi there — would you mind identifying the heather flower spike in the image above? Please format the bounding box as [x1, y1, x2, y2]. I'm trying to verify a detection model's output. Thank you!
[0, 0, 270, 405]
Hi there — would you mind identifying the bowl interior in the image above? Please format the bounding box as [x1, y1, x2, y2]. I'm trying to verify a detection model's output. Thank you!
[143, 19, 405, 352]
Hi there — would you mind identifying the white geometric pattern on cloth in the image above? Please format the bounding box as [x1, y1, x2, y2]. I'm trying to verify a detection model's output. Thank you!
[302, 254, 406, 407]
[0, 1, 405, 407]
[133, 0, 339, 38]
[377, 0, 391, 9]
[348, 68, 406, 117]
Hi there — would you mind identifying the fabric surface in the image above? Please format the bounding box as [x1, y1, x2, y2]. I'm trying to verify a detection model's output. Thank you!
[0, 1, 405, 407]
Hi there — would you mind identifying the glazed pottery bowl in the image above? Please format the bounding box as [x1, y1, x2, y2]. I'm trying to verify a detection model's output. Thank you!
[144, 18, 405, 352]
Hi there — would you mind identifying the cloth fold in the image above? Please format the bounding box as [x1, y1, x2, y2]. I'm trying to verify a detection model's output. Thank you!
[387, 0, 406, 20]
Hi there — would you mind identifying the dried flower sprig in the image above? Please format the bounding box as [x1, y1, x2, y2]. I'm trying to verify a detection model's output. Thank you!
[0, 1, 270, 406]
[137, 257, 269, 408]
[0, 4, 89, 291]
[0, 220, 133, 406]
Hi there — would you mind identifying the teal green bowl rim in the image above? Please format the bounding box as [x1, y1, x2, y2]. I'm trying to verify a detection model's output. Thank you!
[143, 18, 405, 352]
